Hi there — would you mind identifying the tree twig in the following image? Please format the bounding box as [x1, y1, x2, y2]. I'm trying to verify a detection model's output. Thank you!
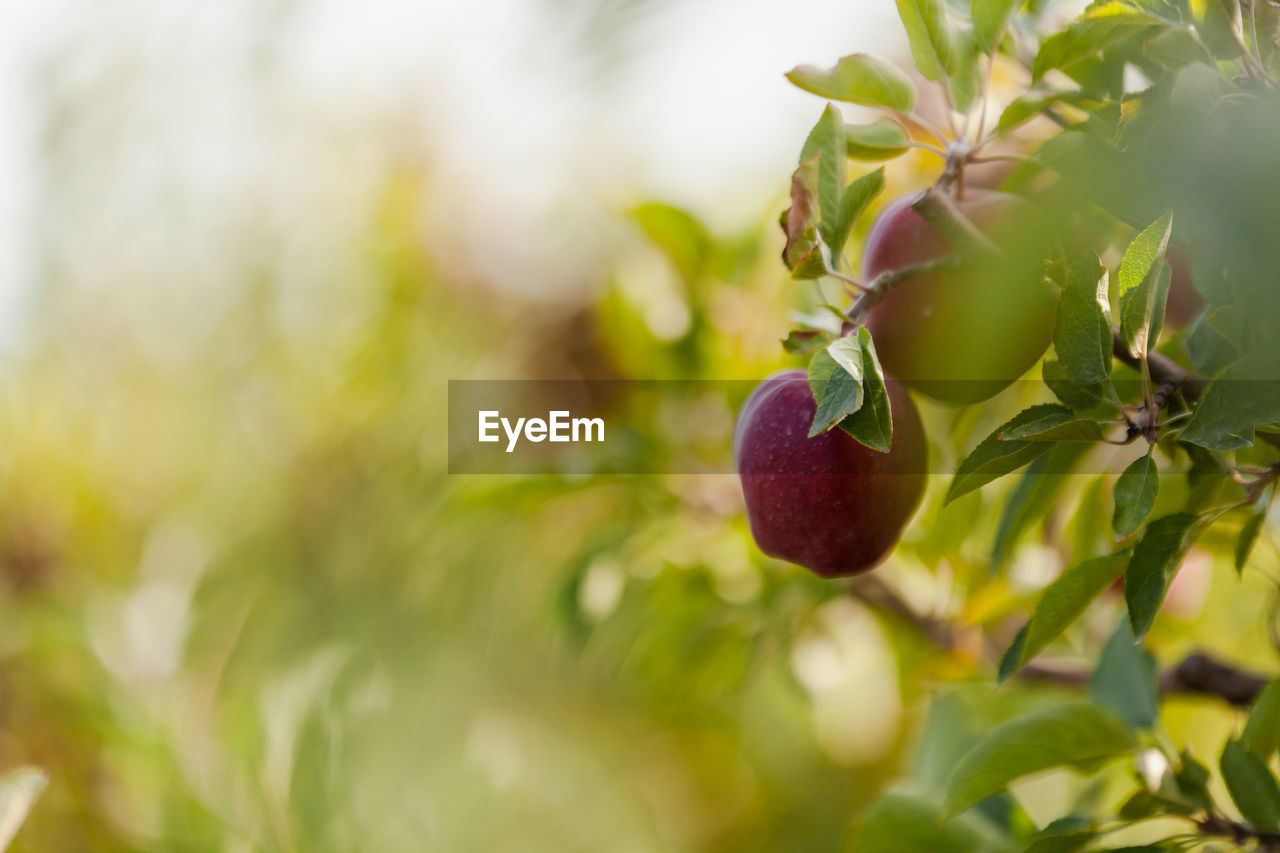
[849, 576, 1272, 707]
[1197, 812, 1280, 851]
[1157, 651, 1270, 708]
[848, 575, 958, 650]
[1111, 326, 1208, 401]
[1108, 326, 1280, 453]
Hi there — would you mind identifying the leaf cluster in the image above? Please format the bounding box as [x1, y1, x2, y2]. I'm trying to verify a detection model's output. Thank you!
[779, 0, 1280, 849]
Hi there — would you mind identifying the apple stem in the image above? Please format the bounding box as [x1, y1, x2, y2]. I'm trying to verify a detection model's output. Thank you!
[844, 257, 957, 326]
[827, 270, 870, 292]
[912, 187, 1000, 255]
[909, 141, 949, 157]
[937, 143, 968, 193]
[937, 75, 962, 140]
[897, 112, 950, 149]
[966, 153, 1046, 169]
[974, 50, 996, 144]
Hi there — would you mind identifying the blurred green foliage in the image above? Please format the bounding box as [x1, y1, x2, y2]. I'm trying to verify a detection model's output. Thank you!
[1, 147, 1272, 850]
[4, 3, 1280, 852]
[0, 149, 895, 849]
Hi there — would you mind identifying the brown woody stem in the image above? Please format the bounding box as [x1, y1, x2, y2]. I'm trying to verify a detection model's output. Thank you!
[849, 576, 1271, 708]
[1111, 326, 1208, 401]
[1196, 813, 1280, 851]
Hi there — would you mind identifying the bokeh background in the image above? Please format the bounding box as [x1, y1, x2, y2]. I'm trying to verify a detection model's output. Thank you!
[0, 1, 1274, 850]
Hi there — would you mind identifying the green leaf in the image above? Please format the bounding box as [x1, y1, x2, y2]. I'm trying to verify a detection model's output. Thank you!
[1185, 445, 1243, 511]
[1180, 356, 1280, 449]
[1185, 311, 1238, 376]
[997, 403, 1104, 442]
[789, 235, 829, 280]
[1007, 419, 1105, 443]
[1236, 502, 1268, 574]
[1170, 59, 1229, 110]
[1195, 0, 1245, 60]
[790, 308, 844, 335]
[1127, 0, 1191, 25]
[1118, 788, 1193, 820]
[828, 168, 886, 260]
[995, 94, 1051, 136]
[1143, 25, 1213, 70]
[993, 404, 1074, 439]
[1023, 816, 1096, 853]
[782, 329, 826, 355]
[1113, 455, 1159, 539]
[947, 30, 982, 115]
[946, 406, 1063, 504]
[780, 156, 824, 276]
[1056, 251, 1113, 384]
[0, 768, 45, 852]
[852, 792, 1008, 853]
[944, 704, 1136, 817]
[631, 202, 711, 282]
[999, 555, 1127, 682]
[1033, 8, 1161, 80]
[838, 327, 893, 451]
[1069, 476, 1112, 563]
[1118, 211, 1174, 359]
[1146, 263, 1173, 354]
[1125, 513, 1200, 640]
[1186, 305, 1243, 377]
[914, 691, 982, 793]
[808, 337, 865, 436]
[1114, 791, 1158, 821]
[800, 105, 847, 256]
[1174, 750, 1214, 813]
[1085, 2, 1171, 23]
[1221, 739, 1280, 832]
[896, 0, 956, 82]
[786, 54, 916, 111]
[995, 91, 1095, 135]
[1243, 679, 1280, 761]
[845, 120, 911, 161]
[992, 443, 1089, 565]
[1043, 360, 1109, 412]
[996, 625, 1028, 684]
[972, 0, 1022, 54]
[1091, 619, 1159, 728]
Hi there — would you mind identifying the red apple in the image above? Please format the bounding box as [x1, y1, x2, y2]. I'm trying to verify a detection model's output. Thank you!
[862, 190, 1055, 404]
[734, 370, 926, 577]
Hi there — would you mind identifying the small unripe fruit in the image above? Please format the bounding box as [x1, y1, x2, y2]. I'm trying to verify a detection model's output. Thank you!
[862, 190, 1055, 404]
[734, 370, 926, 577]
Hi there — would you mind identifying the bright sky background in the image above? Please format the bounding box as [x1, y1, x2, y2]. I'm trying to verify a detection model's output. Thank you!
[0, 1, 71, 350]
[0, 0, 907, 346]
